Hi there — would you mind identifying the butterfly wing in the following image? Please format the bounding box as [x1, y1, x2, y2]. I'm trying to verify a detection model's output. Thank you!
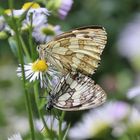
[51, 72, 106, 111]
[38, 26, 107, 75]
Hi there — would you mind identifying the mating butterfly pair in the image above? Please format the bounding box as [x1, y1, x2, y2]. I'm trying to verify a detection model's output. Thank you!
[37, 25, 107, 111]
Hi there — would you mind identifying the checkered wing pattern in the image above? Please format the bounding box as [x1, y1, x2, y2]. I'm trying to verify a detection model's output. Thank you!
[50, 72, 106, 111]
[38, 26, 107, 75]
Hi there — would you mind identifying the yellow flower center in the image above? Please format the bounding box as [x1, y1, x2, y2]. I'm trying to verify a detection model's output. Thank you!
[32, 59, 48, 72]
[90, 121, 109, 137]
[22, 2, 40, 10]
[4, 9, 12, 15]
[42, 25, 55, 36]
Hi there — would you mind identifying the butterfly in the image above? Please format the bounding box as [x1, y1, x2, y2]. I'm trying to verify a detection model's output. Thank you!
[46, 72, 106, 111]
[37, 25, 107, 76]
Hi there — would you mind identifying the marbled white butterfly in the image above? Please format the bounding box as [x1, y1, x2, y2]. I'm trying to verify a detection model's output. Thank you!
[37, 25, 107, 75]
[46, 72, 106, 111]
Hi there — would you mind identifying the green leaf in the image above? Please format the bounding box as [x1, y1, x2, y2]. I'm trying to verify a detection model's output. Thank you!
[8, 36, 18, 57]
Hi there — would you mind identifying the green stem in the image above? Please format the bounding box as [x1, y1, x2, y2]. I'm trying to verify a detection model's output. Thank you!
[58, 111, 65, 140]
[17, 34, 35, 140]
[34, 83, 54, 139]
[19, 36, 31, 62]
[28, 15, 35, 60]
[8, 1, 35, 139]
[33, 82, 41, 117]
[40, 110, 54, 139]
[17, 35, 35, 140]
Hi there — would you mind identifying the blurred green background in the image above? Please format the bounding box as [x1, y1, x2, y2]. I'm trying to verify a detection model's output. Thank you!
[0, 0, 140, 139]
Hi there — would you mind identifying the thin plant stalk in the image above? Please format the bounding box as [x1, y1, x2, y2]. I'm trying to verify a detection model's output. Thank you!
[15, 29, 36, 140]
[15, 31, 36, 140]
[34, 83, 54, 139]
[19, 36, 31, 62]
[28, 14, 36, 60]
[8, 1, 35, 139]
[58, 111, 65, 140]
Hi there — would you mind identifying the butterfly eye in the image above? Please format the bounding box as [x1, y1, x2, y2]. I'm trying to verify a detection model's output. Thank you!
[76, 77, 81, 81]
[36, 45, 40, 52]
[76, 77, 79, 80]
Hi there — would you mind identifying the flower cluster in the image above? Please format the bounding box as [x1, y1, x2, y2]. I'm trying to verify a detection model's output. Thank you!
[0, 1, 74, 90]
[0, 1, 73, 43]
[1, 2, 49, 38]
[117, 14, 140, 72]
[0, 1, 73, 90]
[68, 101, 140, 139]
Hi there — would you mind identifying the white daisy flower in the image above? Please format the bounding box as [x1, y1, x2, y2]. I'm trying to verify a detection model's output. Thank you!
[2, 2, 50, 38]
[23, 8, 49, 27]
[22, 2, 50, 30]
[68, 101, 130, 139]
[32, 24, 62, 43]
[3, 2, 49, 36]
[35, 115, 66, 133]
[8, 133, 22, 140]
[17, 59, 61, 88]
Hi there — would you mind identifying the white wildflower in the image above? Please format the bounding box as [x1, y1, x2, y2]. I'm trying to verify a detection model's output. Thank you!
[17, 59, 61, 88]
[68, 102, 130, 139]
[8, 133, 22, 140]
[32, 24, 62, 43]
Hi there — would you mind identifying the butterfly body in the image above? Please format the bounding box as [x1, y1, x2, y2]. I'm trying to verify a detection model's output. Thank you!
[46, 94, 55, 110]
[37, 25, 107, 75]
